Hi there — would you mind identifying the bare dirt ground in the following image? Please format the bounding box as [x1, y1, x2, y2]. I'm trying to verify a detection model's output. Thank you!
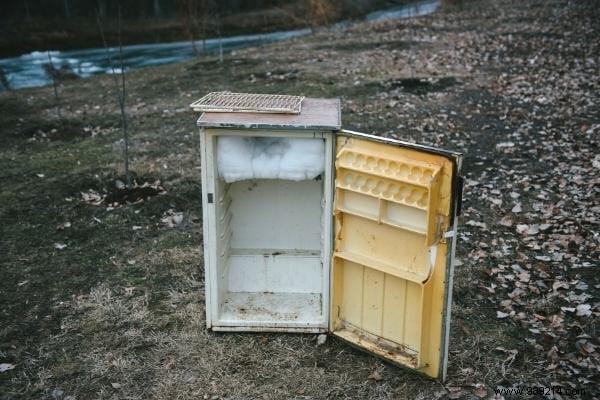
[0, 0, 598, 399]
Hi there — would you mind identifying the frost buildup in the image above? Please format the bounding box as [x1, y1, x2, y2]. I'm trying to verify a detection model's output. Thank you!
[217, 136, 325, 183]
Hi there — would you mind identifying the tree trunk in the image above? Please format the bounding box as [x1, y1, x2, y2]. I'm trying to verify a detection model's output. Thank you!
[23, 0, 31, 22]
[217, 14, 223, 63]
[63, 0, 71, 18]
[97, 0, 107, 19]
[153, 0, 162, 17]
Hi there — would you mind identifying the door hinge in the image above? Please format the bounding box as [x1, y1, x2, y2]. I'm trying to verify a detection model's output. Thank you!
[444, 230, 455, 239]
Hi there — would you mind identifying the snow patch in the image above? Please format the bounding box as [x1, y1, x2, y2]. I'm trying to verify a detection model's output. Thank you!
[217, 136, 325, 183]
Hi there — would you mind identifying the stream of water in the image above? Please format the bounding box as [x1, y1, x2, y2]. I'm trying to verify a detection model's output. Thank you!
[0, 0, 439, 91]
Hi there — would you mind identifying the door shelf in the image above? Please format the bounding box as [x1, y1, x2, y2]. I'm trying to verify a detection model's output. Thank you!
[336, 204, 427, 236]
[336, 169, 429, 210]
[336, 147, 441, 189]
[334, 251, 430, 284]
[335, 188, 429, 238]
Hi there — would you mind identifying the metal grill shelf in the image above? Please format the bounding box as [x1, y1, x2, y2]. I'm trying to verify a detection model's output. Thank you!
[190, 92, 304, 114]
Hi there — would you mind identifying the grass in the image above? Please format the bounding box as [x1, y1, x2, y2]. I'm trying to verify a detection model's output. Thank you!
[1, 0, 598, 398]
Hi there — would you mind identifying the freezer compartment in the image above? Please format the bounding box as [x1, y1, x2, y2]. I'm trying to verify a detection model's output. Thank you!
[217, 136, 325, 183]
[213, 178, 327, 330]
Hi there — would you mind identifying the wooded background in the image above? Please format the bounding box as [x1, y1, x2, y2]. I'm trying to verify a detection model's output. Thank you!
[1, 0, 380, 20]
[0, 0, 391, 57]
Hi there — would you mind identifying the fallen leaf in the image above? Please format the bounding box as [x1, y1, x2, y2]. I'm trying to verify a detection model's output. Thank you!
[547, 346, 560, 361]
[56, 222, 71, 230]
[466, 220, 487, 229]
[499, 215, 514, 227]
[495, 347, 518, 356]
[81, 190, 105, 205]
[317, 334, 327, 346]
[446, 387, 464, 399]
[549, 315, 563, 328]
[578, 340, 597, 355]
[161, 211, 184, 228]
[0, 363, 15, 373]
[497, 311, 510, 319]
[517, 272, 531, 282]
[496, 141, 515, 149]
[517, 224, 539, 235]
[163, 356, 176, 369]
[552, 281, 569, 291]
[473, 384, 487, 398]
[367, 370, 383, 381]
[575, 304, 592, 317]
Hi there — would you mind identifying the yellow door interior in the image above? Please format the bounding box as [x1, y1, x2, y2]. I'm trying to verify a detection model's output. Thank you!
[330, 133, 458, 379]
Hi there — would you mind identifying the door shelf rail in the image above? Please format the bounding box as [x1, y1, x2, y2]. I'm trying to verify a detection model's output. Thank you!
[333, 251, 430, 284]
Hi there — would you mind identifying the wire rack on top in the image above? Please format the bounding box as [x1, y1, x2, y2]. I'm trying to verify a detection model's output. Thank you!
[190, 92, 304, 114]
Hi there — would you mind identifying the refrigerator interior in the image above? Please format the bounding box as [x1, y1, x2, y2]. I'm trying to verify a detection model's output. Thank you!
[212, 135, 328, 329]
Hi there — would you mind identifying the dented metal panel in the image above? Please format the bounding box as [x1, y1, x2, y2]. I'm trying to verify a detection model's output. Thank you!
[330, 132, 461, 380]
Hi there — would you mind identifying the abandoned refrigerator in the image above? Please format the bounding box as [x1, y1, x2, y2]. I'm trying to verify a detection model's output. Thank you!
[193, 93, 463, 381]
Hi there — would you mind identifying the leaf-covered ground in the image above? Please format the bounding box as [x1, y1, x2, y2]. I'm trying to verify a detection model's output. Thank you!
[0, 0, 598, 399]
